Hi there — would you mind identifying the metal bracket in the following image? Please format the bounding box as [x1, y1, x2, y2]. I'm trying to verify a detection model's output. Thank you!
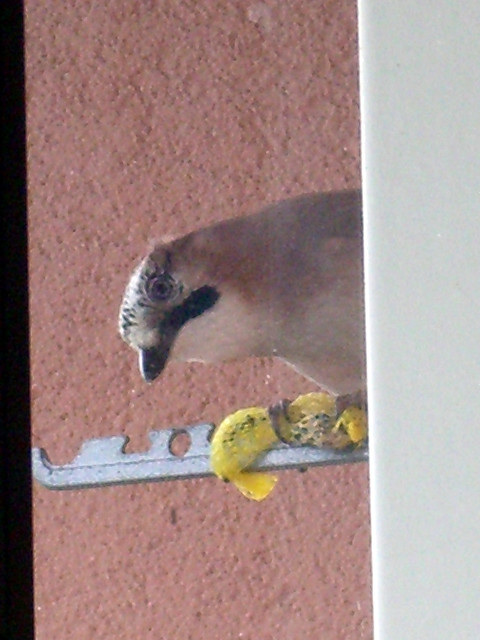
[32, 422, 368, 490]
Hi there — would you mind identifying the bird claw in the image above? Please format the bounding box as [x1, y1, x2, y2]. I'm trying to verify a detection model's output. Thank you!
[269, 391, 368, 450]
[268, 398, 292, 443]
[335, 389, 367, 414]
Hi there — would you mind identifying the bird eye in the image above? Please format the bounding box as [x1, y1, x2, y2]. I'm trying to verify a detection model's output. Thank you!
[145, 273, 177, 302]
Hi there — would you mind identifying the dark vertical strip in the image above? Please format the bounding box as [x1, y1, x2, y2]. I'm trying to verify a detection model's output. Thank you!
[1, 2, 35, 638]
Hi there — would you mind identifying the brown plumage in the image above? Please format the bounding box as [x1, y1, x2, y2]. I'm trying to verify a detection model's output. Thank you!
[119, 190, 365, 395]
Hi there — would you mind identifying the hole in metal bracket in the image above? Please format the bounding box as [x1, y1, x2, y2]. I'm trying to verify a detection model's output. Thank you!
[168, 430, 192, 457]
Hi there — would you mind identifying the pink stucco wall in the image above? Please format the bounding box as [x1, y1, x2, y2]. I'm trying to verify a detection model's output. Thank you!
[26, 2, 371, 638]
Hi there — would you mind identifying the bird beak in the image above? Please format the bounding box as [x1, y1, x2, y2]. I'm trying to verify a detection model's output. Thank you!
[138, 347, 170, 383]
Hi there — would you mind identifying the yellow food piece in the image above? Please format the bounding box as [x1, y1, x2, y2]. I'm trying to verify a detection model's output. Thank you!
[225, 471, 278, 502]
[331, 406, 368, 448]
[272, 392, 367, 449]
[210, 394, 368, 500]
[210, 407, 279, 501]
[275, 392, 337, 446]
[288, 392, 337, 422]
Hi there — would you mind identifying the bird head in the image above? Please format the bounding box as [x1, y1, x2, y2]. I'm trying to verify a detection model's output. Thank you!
[119, 242, 220, 383]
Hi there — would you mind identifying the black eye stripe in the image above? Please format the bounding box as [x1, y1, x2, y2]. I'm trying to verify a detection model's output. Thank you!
[166, 286, 220, 330]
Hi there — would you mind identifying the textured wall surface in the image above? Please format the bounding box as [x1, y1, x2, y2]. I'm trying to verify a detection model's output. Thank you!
[26, 1, 371, 638]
